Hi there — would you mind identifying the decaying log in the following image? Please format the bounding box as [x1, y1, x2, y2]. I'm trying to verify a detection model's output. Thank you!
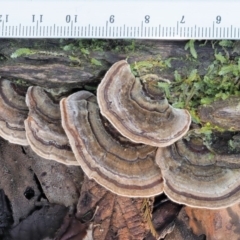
[0, 39, 220, 88]
[0, 39, 236, 240]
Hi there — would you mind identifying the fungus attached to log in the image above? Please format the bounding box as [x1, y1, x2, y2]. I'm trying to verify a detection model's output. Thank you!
[0, 79, 29, 145]
[60, 90, 163, 197]
[97, 60, 191, 147]
[155, 136, 240, 209]
[198, 97, 240, 131]
[24, 86, 78, 165]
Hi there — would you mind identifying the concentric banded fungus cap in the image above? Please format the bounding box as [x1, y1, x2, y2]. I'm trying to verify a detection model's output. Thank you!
[60, 90, 163, 197]
[24, 86, 78, 165]
[97, 60, 191, 147]
[198, 97, 240, 131]
[0, 79, 28, 145]
[155, 136, 240, 209]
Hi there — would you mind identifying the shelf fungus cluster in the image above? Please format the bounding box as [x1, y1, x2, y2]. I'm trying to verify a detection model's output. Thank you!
[60, 91, 163, 197]
[2, 60, 240, 209]
[24, 86, 78, 165]
[156, 137, 240, 209]
[97, 60, 191, 147]
[0, 79, 29, 146]
[58, 60, 193, 197]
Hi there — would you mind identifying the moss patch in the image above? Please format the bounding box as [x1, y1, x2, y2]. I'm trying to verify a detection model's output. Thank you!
[11, 48, 35, 58]
[133, 41, 240, 138]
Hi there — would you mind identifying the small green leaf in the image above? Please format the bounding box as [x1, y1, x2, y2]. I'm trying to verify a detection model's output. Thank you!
[186, 69, 198, 82]
[228, 139, 234, 149]
[91, 58, 102, 66]
[218, 65, 238, 75]
[69, 56, 81, 64]
[185, 40, 198, 59]
[62, 44, 76, 51]
[189, 109, 200, 124]
[157, 82, 170, 98]
[81, 48, 90, 55]
[172, 102, 185, 108]
[11, 48, 35, 58]
[164, 58, 172, 68]
[200, 97, 213, 105]
[232, 65, 239, 76]
[214, 52, 227, 64]
[215, 92, 229, 100]
[174, 70, 182, 82]
[206, 64, 215, 74]
[193, 81, 203, 90]
[219, 40, 233, 47]
[199, 125, 212, 135]
[137, 61, 153, 68]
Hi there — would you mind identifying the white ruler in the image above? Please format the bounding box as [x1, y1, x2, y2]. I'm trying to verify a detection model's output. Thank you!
[0, 0, 239, 39]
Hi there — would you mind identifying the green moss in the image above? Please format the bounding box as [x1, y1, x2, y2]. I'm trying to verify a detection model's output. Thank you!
[218, 40, 233, 47]
[157, 41, 240, 135]
[60, 39, 140, 55]
[9, 41, 240, 133]
[10, 48, 70, 59]
[91, 58, 102, 66]
[11, 48, 35, 58]
[131, 58, 170, 76]
[157, 82, 170, 98]
[80, 48, 90, 55]
[13, 79, 30, 87]
[68, 55, 81, 65]
[184, 40, 198, 59]
[62, 43, 77, 51]
[123, 40, 136, 52]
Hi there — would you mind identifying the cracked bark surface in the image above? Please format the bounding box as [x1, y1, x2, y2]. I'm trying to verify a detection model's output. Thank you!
[0, 139, 41, 226]
[0, 39, 216, 88]
[0, 137, 84, 228]
[24, 145, 84, 206]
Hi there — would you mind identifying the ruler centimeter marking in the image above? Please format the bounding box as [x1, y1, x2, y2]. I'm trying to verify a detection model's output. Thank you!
[0, 0, 239, 39]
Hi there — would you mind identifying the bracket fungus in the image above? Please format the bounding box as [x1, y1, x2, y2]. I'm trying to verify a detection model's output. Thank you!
[60, 90, 163, 197]
[0, 79, 29, 146]
[155, 136, 240, 209]
[24, 86, 78, 165]
[97, 60, 191, 147]
[198, 97, 240, 131]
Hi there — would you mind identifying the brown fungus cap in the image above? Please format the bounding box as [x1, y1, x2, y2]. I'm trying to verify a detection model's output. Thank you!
[60, 90, 163, 197]
[0, 79, 28, 145]
[97, 60, 191, 147]
[24, 86, 78, 165]
[198, 97, 240, 131]
[155, 136, 240, 209]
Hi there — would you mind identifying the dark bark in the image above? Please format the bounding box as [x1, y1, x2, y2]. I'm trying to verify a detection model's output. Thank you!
[0, 39, 219, 89]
